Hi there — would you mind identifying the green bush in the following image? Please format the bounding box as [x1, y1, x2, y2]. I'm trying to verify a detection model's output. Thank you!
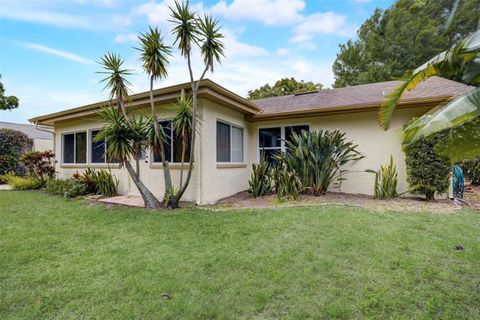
[272, 163, 302, 200]
[461, 158, 480, 185]
[248, 156, 273, 197]
[5, 175, 43, 190]
[279, 130, 364, 195]
[405, 135, 451, 200]
[73, 168, 118, 197]
[368, 155, 398, 199]
[0, 129, 30, 175]
[46, 179, 87, 198]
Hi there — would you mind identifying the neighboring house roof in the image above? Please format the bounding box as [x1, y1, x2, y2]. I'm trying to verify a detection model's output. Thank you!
[29, 76, 473, 125]
[0, 121, 53, 140]
[250, 76, 474, 120]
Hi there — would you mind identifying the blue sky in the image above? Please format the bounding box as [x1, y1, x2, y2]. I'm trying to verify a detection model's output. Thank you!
[0, 0, 394, 124]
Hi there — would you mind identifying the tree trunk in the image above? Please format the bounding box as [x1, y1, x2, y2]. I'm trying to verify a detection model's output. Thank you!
[125, 161, 160, 209]
[148, 76, 173, 205]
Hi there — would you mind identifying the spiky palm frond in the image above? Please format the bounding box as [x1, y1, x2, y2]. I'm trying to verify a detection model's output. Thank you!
[97, 52, 132, 103]
[379, 30, 480, 130]
[197, 14, 224, 72]
[136, 26, 172, 80]
[169, 0, 198, 58]
[171, 95, 193, 137]
[145, 115, 168, 152]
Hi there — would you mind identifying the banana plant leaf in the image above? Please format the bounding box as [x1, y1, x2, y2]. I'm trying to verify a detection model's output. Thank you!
[403, 87, 480, 161]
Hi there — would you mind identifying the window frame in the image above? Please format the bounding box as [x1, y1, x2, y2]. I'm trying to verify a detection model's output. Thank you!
[257, 124, 310, 162]
[216, 119, 245, 164]
[89, 128, 118, 165]
[61, 130, 88, 165]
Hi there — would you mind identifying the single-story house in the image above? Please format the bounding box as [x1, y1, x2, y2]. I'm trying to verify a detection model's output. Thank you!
[0, 121, 53, 152]
[29, 76, 473, 204]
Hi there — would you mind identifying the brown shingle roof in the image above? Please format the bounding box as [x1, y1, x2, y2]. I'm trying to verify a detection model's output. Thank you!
[251, 76, 474, 115]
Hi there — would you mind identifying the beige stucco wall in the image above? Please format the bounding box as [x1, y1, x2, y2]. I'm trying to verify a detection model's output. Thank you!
[248, 107, 432, 196]
[52, 98, 432, 204]
[33, 138, 53, 152]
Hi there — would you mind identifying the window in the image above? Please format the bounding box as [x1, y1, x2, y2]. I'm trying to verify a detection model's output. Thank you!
[63, 132, 87, 164]
[258, 125, 309, 163]
[90, 130, 116, 164]
[216, 121, 244, 162]
[153, 121, 191, 163]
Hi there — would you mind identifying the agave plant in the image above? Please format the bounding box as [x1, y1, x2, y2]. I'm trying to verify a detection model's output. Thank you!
[367, 155, 398, 200]
[278, 130, 364, 196]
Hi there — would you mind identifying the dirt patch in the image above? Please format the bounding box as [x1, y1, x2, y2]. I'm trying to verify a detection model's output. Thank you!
[213, 191, 478, 214]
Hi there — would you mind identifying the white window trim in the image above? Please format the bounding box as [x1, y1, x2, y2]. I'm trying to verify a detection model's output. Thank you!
[257, 124, 310, 162]
[216, 119, 245, 164]
[61, 131, 87, 165]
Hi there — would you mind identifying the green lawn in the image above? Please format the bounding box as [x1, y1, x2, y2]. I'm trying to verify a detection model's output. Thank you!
[1, 191, 479, 319]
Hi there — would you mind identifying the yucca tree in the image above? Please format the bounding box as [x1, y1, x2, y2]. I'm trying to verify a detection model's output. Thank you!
[379, 30, 480, 160]
[96, 107, 160, 208]
[136, 26, 174, 205]
[167, 0, 224, 208]
[171, 93, 193, 187]
[97, 53, 132, 119]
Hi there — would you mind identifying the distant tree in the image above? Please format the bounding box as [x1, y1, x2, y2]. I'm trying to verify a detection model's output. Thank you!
[247, 78, 323, 99]
[332, 0, 480, 88]
[0, 75, 19, 110]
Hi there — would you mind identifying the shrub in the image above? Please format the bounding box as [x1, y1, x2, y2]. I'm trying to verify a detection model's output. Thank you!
[0, 129, 30, 175]
[368, 155, 398, 199]
[21, 150, 55, 180]
[271, 163, 302, 200]
[46, 179, 87, 198]
[405, 135, 451, 200]
[6, 175, 43, 190]
[461, 158, 480, 185]
[248, 156, 273, 197]
[73, 168, 118, 197]
[279, 130, 364, 195]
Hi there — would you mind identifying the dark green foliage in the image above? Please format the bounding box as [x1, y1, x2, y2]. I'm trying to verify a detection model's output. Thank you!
[73, 168, 119, 197]
[0, 75, 19, 110]
[461, 158, 480, 184]
[21, 150, 55, 181]
[278, 130, 364, 195]
[248, 156, 273, 197]
[248, 77, 323, 99]
[369, 155, 398, 199]
[0, 129, 30, 175]
[405, 134, 451, 200]
[45, 178, 88, 198]
[332, 0, 480, 88]
[271, 163, 302, 200]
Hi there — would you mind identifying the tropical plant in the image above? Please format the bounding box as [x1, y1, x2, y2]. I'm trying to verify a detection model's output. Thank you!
[278, 130, 364, 195]
[0, 129, 30, 175]
[46, 178, 88, 198]
[171, 94, 193, 187]
[0, 75, 19, 110]
[271, 162, 302, 200]
[136, 26, 173, 204]
[405, 133, 451, 200]
[380, 27, 480, 161]
[247, 78, 323, 99]
[368, 155, 398, 199]
[166, 0, 225, 209]
[21, 150, 55, 181]
[95, 107, 160, 208]
[461, 157, 480, 185]
[74, 168, 119, 197]
[5, 175, 43, 190]
[248, 156, 273, 197]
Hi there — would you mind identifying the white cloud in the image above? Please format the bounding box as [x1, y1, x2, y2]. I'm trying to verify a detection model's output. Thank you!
[222, 29, 269, 58]
[21, 43, 94, 65]
[133, 0, 172, 26]
[276, 48, 289, 56]
[210, 0, 305, 26]
[114, 33, 138, 44]
[290, 12, 356, 44]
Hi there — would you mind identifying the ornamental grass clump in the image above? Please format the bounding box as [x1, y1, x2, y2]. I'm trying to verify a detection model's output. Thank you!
[368, 155, 398, 199]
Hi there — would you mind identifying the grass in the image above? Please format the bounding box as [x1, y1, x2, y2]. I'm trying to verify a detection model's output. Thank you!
[1, 191, 479, 319]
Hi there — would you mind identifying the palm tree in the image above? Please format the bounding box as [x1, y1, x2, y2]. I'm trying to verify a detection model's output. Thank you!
[379, 30, 480, 160]
[168, 0, 224, 208]
[136, 26, 174, 205]
[171, 92, 193, 187]
[96, 107, 161, 208]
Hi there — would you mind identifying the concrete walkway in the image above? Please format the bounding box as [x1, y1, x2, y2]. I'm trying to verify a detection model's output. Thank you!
[98, 195, 145, 207]
[0, 184, 13, 190]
